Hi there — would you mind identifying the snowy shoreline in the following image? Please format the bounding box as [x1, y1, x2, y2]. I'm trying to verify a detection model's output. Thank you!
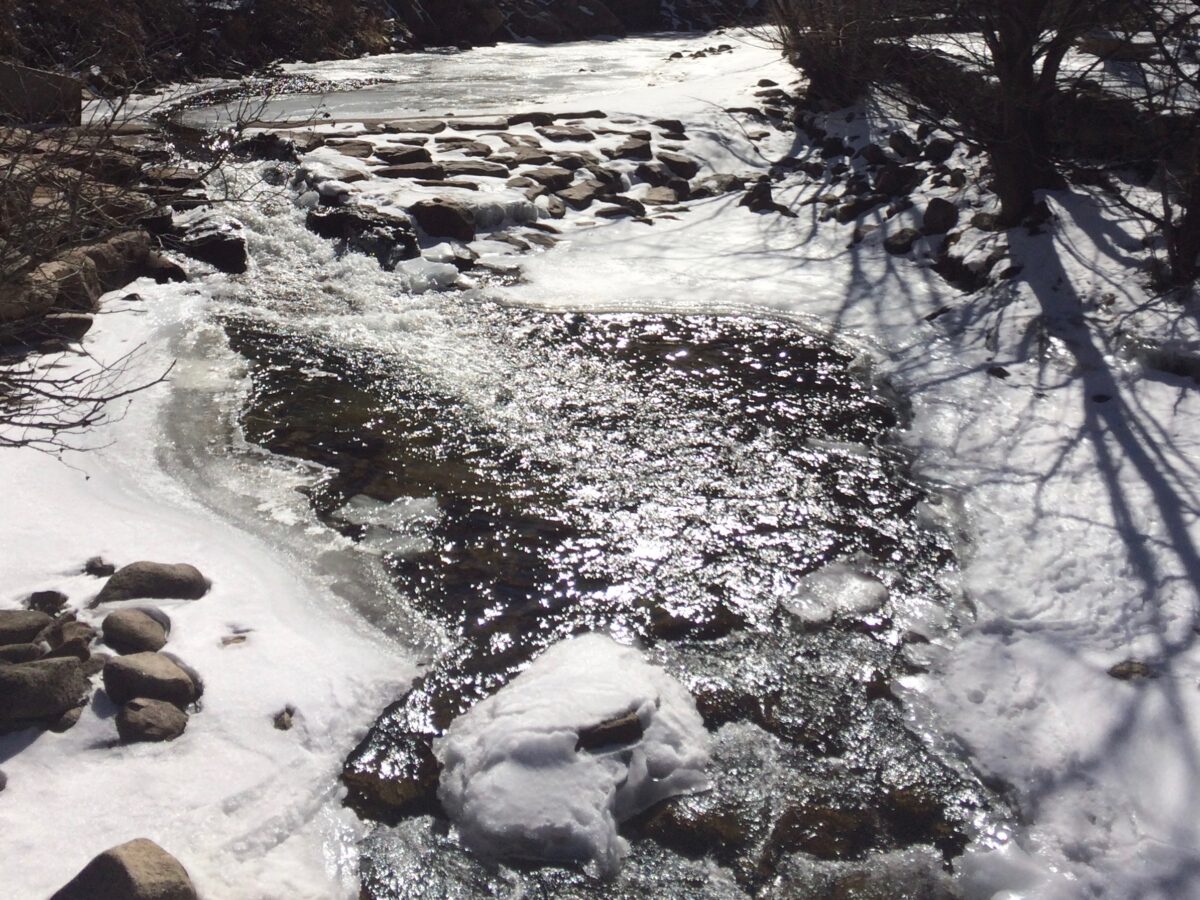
[0, 282, 413, 898]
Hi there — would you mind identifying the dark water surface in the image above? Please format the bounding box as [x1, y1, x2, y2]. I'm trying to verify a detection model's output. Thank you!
[225, 303, 994, 897]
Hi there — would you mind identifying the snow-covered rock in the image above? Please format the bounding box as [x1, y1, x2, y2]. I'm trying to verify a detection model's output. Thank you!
[435, 633, 709, 874]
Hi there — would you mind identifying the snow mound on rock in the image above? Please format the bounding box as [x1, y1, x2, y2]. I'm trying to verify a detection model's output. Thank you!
[435, 633, 710, 874]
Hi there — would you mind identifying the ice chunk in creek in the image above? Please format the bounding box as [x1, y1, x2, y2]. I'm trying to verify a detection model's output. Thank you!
[333, 495, 440, 556]
[435, 633, 710, 874]
[399, 257, 460, 293]
[784, 562, 889, 625]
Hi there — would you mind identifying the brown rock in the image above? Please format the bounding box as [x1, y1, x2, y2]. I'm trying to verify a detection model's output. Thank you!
[557, 180, 607, 210]
[27, 590, 69, 615]
[375, 162, 447, 180]
[523, 166, 574, 192]
[0, 609, 52, 645]
[441, 159, 509, 178]
[103, 653, 197, 707]
[102, 608, 169, 655]
[576, 709, 643, 751]
[116, 698, 188, 743]
[85, 556, 117, 577]
[0, 657, 88, 720]
[0, 643, 42, 663]
[93, 561, 210, 606]
[537, 125, 594, 143]
[51, 838, 197, 900]
[374, 144, 433, 166]
[657, 150, 699, 179]
[408, 198, 476, 241]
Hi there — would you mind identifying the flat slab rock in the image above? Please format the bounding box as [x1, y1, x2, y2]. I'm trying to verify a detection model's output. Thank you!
[51, 838, 197, 900]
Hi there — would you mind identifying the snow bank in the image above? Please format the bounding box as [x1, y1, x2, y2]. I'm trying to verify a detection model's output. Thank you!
[0, 280, 413, 899]
[435, 633, 710, 874]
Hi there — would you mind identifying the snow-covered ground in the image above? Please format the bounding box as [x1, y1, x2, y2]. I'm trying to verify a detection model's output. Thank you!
[0, 285, 413, 898]
[6, 27, 1200, 899]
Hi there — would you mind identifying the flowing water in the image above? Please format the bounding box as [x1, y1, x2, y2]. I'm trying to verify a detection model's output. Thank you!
[153, 34, 1007, 898]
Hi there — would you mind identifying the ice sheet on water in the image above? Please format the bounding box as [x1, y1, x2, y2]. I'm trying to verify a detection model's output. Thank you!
[435, 633, 710, 875]
[783, 561, 890, 625]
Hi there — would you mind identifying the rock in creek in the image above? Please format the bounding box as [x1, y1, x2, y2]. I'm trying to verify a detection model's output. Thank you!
[27, 590, 69, 615]
[50, 838, 197, 900]
[0, 643, 43, 663]
[102, 652, 198, 707]
[39, 619, 96, 660]
[161, 215, 248, 275]
[374, 145, 433, 166]
[408, 198, 476, 242]
[0, 657, 89, 721]
[116, 698, 188, 743]
[306, 205, 419, 271]
[102, 608, 170, 655]
[93, 561, 210, 606]
[0, 609, 52, 645]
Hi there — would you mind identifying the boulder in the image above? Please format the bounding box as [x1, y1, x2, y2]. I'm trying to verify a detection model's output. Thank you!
[921, 198, 960, 236]
[375, 162, 447, 180]
[163, 217, 247, 275]
[576, 709, 643, 751]
[604, 137, 653, 161]
[508, 112, 556, 127]
[116, 698, 188, 743]
[441, 159, 510, 178]
[103, 653, 197, 707]
[884, 228, 922, 255]
[643, 186, 684, 205]
[523, 166, 574, 192]
[689, 173, 745, 199]
[50, 838, 197, 900]
[557, 180, 608, 210]
[924, 138, 955, 164]
[0, 658, 88, 720]
[499, 146, 554, 166]
[85, 556, 117, 577]
[102, 608, 169, 655]
[374, 145, 433, 166]
[93, 562, 210, 606]
[0, 609, 52, 645]
[656, 150, 699, 179]
[888, 131, 921, 160]
[390, 119, 446, 134]
[536, 125, 594, 143]
[0, 643, 42, 663]
[40, 620, 96, 660]
[874, 164, 923, 198]
[408, 198, 476, 241]
[305, 205, 419, 270]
